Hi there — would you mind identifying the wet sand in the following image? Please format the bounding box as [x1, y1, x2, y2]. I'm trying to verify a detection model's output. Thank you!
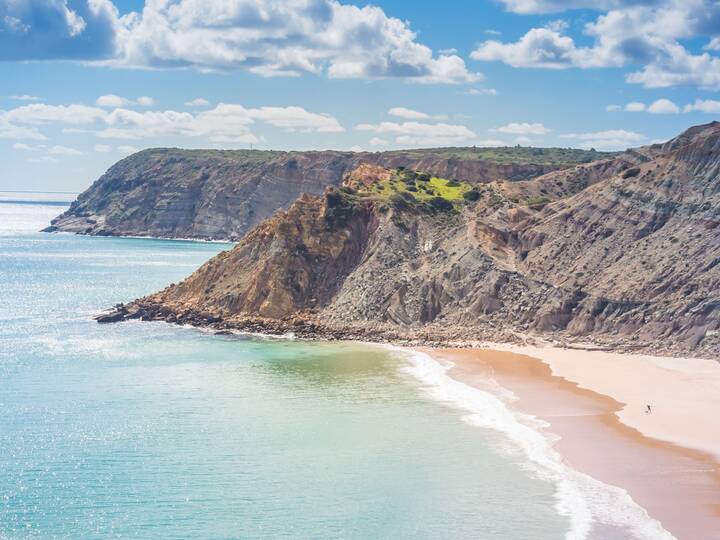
[426, 348, 720, 540]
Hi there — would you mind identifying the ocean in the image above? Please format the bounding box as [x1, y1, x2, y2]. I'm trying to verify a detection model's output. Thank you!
[0, 193, 671, 539]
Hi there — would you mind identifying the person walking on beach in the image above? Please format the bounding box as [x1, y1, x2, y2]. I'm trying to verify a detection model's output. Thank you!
[646, 404, 652, 414]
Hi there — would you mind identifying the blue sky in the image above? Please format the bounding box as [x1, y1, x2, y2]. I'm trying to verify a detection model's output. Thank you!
[1, 0, 719, 191]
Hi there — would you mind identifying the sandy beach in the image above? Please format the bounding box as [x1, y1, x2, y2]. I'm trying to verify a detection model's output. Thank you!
[424, 347, 720, 540]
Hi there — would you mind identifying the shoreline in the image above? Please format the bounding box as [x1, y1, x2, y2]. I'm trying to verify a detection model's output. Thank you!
[95, 298, 720, 359]
[101, 316, 720, 538]
[422, 346, 720, 540]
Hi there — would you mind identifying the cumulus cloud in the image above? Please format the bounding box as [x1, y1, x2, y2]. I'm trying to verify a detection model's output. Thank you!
[184, 98, 210, 107]
[0, 0, 119, 61]
[647, 98, 679, 114]
[388, 107, 430, 120]
[625, 102, 646, 112]
[1, 1, 478, 84]
[5, 103, 107, 124]
[356, 121, 477, 146]
[496, 0, 657, 14]
[561, 129, 645, 149]
[369, 137, 388, 145]
[490, 122, 549, 135]
[471, 0, 720, 90]
[606, 104, 622, 112]
[10, 94, 41, 101]
[96, 94, 154, 107]
[0, 101, 344, 144]
[683, 99, 720, 113]
[0, 115, 47, 140]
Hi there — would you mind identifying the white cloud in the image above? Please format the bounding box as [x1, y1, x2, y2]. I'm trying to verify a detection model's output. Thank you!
[117, 145, 140, 154]
[349, 145, 364, 152]
[12, 142, 36, 151]
[357, 121, 477, 146]
[369, 137, 389, 145]
[491, 122, 549, 135]
[496, 0, 650, 14]
[1, 101, 344, 144]
[514, 136, 533, 144]
[683, 99, 720, 113]
[606, 104, 622, 112]
[0, 116, 47, 140]
[5, 103, 107, 124]
[388, 107, 430, 120]
[97, 94, 128, 107]
[10, 95, 41, 101]
[96, 95, 154, 107]
[562, 129, 645, 149]
[465, 88, 498, 96]
[94, 144, 111, 153]
[49, 145, 83, 156]
[471, 1, 720, 90]
[184, 98, 210, 107]
[647, 98, 679, 114]
[625, 102, 646, 112]
[707, 37, 720, 51]
[103, 0, 479, 84]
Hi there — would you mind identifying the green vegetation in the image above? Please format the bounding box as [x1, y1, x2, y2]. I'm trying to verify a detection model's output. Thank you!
[523, 196, 551, 208]
[371, 169, 472, 206]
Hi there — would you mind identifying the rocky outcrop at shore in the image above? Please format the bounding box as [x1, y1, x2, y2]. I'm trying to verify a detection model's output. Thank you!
[99, 123, 720, 357]
[45, 146, 608, 241]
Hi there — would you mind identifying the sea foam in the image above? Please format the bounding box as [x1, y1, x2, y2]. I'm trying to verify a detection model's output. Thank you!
[396, 348, 675, 540]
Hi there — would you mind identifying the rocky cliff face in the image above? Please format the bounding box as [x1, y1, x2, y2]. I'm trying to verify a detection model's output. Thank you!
[46, 147, 607, 240]
[103, 123, 720, 357]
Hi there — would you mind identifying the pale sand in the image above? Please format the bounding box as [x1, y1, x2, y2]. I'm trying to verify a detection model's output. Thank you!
[425, 347, 720, 540]
[479, 343, 720, 460]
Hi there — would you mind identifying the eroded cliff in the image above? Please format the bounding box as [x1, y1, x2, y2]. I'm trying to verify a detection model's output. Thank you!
[102, 125, 720, 357]
[46, 146, 607, 240]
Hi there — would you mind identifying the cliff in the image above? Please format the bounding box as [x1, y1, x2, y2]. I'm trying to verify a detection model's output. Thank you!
[101, 124, 720, 357]
[45, 146, 608, 240]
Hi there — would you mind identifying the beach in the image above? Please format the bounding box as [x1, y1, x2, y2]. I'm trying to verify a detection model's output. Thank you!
[425, 346, 720, 540]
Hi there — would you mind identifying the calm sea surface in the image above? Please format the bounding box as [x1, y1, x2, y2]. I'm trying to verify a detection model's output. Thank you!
[0, 193, 669, 539]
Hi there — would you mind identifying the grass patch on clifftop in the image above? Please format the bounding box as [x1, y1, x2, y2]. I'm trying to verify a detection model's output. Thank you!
[370, 169, 472, 207]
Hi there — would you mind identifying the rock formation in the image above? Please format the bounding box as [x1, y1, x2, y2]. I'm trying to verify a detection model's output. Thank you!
[98, 122, 720, 357]
[46, 146, 607, 240]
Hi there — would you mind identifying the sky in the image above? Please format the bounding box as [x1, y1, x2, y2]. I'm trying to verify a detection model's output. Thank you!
[1, 0, 719, 192]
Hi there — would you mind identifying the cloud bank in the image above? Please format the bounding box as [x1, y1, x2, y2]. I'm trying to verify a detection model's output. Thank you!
[0, 0, 479, 84]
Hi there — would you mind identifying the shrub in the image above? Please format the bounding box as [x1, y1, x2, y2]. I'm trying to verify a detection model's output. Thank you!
[524, 196, 551, 208]
[417, 173, 431, 182]
[428, 197, 454, 212]
[446, 179, 461, 187]
[622, 167, 640, 179]
[463, 190, 481, 202]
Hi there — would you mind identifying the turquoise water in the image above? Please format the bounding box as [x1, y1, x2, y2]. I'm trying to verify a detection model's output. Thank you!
[0, 195, 669, 539]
